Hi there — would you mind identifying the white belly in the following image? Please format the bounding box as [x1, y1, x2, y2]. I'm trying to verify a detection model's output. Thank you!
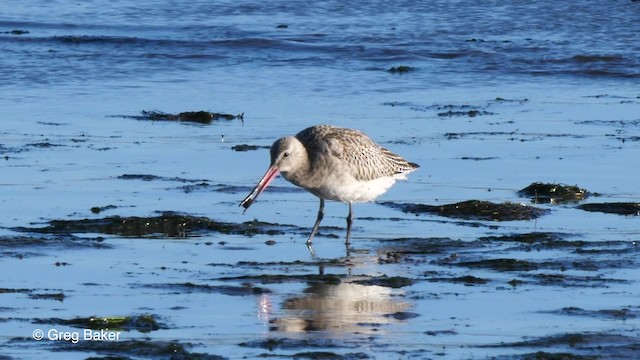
[309, 176, 397, 203]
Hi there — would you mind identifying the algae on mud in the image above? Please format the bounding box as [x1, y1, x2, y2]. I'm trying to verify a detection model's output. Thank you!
[34, 314, 167, 333]
[143, 282, 272, 296]
[13, 212, 299, 237]
[51, 339, 226, 359]
[231, 144, 269, 152]
[114, 110, 244, 124]
[518, 182, 590, 204]
[384, 200, 548, 221]
[577, 202, 640, 216]
[387, 65, 414, 74]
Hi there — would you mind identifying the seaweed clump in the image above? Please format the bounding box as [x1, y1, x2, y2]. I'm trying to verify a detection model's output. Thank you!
[12, 212, 295, 237]
[577, 202, 639, 216]
[518, 182, 589, 204]
[387, 66, 414, 74]
[384, 200, 548, 221]
[117, 110, 244, 124]
[34, 314, 166, 333]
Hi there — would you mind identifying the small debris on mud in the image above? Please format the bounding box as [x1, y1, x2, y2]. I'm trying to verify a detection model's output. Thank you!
[28, 292, 66, 301]
[518, 182, 589, 203]
[231, 144, 269, 152]
[384, 200, 548, 221]
[577, 202, 640, 216]
[384, 311, 420, 320]
[114, 110, 244, 124]
[547, 306, 640, 320]
[438, 109, 495, 117]
[387, 65, 414, 74]
[117, 173, 204, 183]
[352, 275, 413, 288]
[2, 29, 30, 35]
[90, 205, 117, 214]
[491, 97, 529, 103]
[428, 275, 489, 286]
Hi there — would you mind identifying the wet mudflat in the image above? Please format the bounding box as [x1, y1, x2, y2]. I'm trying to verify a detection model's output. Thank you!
[1, 91, 639, 359]
[2, 1, 640, 359]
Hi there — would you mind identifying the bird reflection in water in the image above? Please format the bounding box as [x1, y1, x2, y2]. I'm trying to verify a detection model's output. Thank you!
[263, 281, 412, 334]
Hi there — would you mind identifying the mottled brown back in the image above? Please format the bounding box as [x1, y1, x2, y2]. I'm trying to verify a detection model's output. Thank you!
[295, 125, 419, 182]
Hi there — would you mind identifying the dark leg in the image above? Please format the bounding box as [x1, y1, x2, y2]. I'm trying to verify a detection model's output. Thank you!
[345, 202, 353, 244]
[307, 198, 324, 245]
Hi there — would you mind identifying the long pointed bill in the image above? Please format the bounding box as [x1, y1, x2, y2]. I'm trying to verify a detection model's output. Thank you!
[240, 166, 280, 211]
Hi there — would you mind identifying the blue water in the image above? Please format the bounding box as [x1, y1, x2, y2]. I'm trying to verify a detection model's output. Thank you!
[2, 1, 639, 88]
[1, 1, 640, 359]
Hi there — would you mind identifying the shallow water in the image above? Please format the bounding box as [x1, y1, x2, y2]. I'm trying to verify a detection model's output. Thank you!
[1, 1, 640, 359]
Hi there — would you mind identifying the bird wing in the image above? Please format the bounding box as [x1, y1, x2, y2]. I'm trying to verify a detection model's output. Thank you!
[298, 125, 418, 182]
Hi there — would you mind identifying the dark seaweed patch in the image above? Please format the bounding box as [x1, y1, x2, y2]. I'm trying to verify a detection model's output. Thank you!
[455, 258, 540, 272]
[479, 232, 590, 251]
[547, 306, 639, 320]
[383, 311, 420, 320]
[383, 200, 548, 221]
[577, 202, 640, 216]
[0, 288, 31, 295]
[51, 339, 225, 359]
[351, 275, 413, 288]
[428, 275, 489, 285]
[387, 66, 414, 74]
[454, 256, 633, 274]
[0, 235, 110, 258]
[518, 182, 589, 203]
[375, 237, 485, 264]
[217, 273, 344, 285]
[117, 174, 205, 183]
[459, 156, 498, 161]
[144, 282, 272, 296]
[29, 292, 65, 301]
[2, 29, 30, 35]
[376, 238, 477, 259]
[113, 110, 243, 124]
[12, 212, 298, 237]
[480, 232, 568, 245]
[34, 314, 167, 332]
[178, 182, 214, 193]
[491, 97, 529, 103]
[438, 109, 494, 117]
[289, 351, 370, 359]
[231, 144, 269, 152]
[522, 273, 630, 288]
[484, 332, 639, 358]
[90, 205, 117, 214]
[177, 182, 255, 194]
[26, 142, 65, 148]
[239, 338, 350, 350]
[498, 352, 598, 359]
[1, 288, 71, 302]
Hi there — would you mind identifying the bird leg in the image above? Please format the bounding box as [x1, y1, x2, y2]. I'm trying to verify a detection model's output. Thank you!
[345, 202, 353, 244]
[307, 198, 324, 245]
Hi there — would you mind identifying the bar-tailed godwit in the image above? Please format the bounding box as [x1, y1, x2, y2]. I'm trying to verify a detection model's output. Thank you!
[240, 125, 418, 244]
